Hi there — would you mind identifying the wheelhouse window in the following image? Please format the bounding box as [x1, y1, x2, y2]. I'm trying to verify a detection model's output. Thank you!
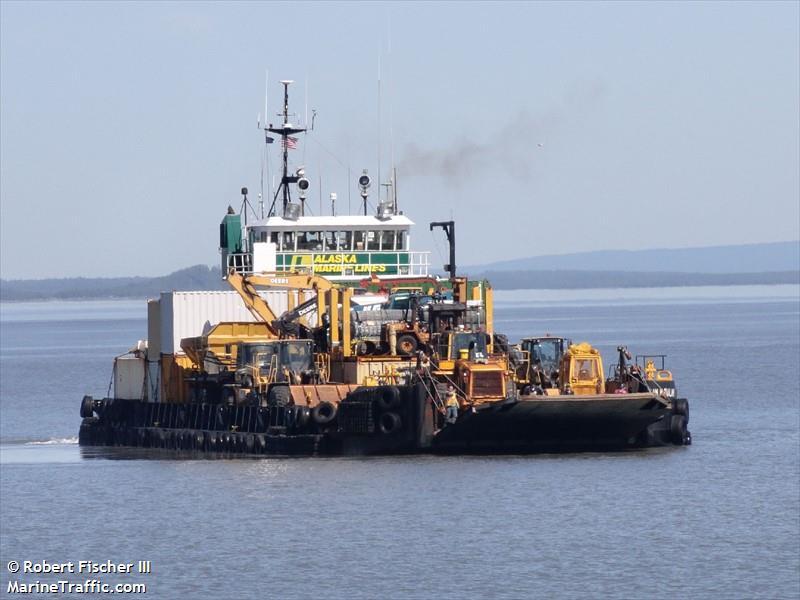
[297, 231, 323, 251]
[354, 231, 366, 251]
[270, 232, 280, 246]
[380, 230, 396, 251]
[323, 231, 337, 251]
[367, 231, 380, 251]
[281, 232, 295, 252]
[337, 231, 352, 251]
[396, 231, 406, 250]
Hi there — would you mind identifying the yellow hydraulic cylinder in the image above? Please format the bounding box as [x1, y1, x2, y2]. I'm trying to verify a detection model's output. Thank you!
[316, 290, 326, 331]
[342, 288, 352, 357]
[471, 283, 481, 301]
[329, 288, 339, 351]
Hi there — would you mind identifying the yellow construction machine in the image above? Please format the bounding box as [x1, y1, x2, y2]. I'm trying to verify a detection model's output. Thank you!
[181, 321, 277, 374]
[225, 267, 336, 339]
[225, 266, 508, 410]
[559, 342, 605, 395]
[509, 336, 570, 395]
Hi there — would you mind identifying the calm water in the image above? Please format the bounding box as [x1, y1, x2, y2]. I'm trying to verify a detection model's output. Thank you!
[1, 286, 798, 599]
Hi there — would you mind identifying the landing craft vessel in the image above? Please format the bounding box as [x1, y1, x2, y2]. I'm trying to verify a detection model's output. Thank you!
[78, 81, 691, 455]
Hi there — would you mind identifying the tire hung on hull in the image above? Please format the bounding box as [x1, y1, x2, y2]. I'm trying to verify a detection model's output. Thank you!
[376, 386, 401, 411]
[379, 412, 402, 435]
[312, 401, 337, 425]
[670, 414, 689, 445]
[673, 398, 690, 422]
[80, 396, 94, 419]
[78, 417, 98, 445]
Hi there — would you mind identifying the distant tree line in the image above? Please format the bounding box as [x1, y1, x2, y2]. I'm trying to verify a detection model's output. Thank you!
[0, 265, 227, 301]
[1, 265, 797, 302]
[471, 269, 800, 290]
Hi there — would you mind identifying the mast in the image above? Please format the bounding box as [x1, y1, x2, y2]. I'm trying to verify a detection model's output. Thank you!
[267, 80, 306, 216]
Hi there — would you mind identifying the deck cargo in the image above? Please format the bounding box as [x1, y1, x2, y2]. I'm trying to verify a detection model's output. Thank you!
[78, 80, 691, 456]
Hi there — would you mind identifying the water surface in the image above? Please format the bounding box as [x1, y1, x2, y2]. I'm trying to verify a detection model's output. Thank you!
[1, 286, 798, 598]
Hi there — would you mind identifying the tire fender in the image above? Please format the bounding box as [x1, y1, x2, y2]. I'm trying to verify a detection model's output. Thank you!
[376, 386, 401, 411]
[80, 396, 95, 419]
[312, 401, 337, 425]
[673, 398, 690, 422]
[379, 412, 402, 435]
[670, 414, 688, 445]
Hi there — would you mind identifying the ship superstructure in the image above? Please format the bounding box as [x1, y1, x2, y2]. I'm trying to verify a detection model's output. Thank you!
[220, 80, 430, 282]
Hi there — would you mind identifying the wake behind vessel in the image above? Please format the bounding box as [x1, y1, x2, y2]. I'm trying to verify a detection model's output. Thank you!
[78, 80, 691, 455]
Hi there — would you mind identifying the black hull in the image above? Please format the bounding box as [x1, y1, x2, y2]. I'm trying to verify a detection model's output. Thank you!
[78, 387, 690, 457]
[433, 393, 685, 453]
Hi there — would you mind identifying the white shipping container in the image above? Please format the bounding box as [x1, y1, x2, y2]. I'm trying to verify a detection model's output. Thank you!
[157, 290, 295, 354]
[114, 356, 146, 400]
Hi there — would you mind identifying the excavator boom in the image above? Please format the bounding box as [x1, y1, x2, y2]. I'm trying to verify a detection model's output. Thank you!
[225, 268, 282, 336]
[225, 267, 338, 339]
[231, 268, 335, 292]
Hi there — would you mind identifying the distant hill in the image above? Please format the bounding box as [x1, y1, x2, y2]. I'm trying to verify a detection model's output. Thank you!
[2, 241, 799, 301]
[470, 270, 799, 290]
[1, 267, 797, 302]
[0, 265, 226, 302]
[470, 241, 800, 273]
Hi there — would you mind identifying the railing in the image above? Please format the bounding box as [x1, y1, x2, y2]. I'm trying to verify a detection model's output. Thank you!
[314, 353, 330, 383]
[407, 251, 431, 276]
[226, 252, 252, 275]
[227, 251, 431, 279]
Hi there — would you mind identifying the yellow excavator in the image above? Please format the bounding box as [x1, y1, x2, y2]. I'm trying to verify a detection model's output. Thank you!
[225, 268, 336, 339]
[179, 269, 356, 408]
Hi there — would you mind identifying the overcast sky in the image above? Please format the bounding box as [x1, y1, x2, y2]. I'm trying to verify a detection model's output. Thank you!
[1, 1, 798, 279]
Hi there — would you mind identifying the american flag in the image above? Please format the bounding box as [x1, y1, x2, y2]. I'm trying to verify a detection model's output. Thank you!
[281, 136, 298, 150]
